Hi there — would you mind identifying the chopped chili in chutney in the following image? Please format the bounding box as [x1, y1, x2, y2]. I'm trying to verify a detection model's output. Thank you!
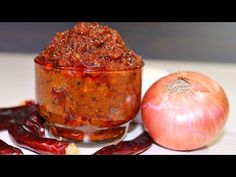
[34, 22, 144, 144]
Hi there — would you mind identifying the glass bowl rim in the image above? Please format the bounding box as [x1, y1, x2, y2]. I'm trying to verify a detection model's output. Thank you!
[34, 58, 145, 72]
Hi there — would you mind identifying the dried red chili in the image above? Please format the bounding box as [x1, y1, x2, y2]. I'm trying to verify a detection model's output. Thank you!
[8, 121, 79, 155]
[22, 112, 45, 137]
[0, 118, 9, 130]
[0, 101, 45, 137]
[94, 131, 153, 155]
[0, 139, 23, 155]
[0, 101, 34, 130]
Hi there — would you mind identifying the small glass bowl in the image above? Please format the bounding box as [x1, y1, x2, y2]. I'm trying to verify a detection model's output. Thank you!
[34, 59, 144, 146]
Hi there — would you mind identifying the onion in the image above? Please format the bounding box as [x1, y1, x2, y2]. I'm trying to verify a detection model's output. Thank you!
[141, 71, 229, 151]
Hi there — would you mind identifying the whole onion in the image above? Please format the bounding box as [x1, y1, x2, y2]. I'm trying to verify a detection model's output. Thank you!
[141, 71, 229, 151]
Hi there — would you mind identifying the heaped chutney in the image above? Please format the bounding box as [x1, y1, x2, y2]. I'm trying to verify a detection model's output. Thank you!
[34, 22, 144, 145]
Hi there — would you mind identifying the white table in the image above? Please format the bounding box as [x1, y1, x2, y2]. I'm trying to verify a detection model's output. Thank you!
[0, 52, 235, 155]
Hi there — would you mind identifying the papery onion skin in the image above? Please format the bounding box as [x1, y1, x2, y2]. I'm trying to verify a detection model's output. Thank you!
[141, 71, 229, 151]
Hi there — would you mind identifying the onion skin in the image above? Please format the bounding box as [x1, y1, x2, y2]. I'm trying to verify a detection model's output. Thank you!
[141, 71, 229, 151]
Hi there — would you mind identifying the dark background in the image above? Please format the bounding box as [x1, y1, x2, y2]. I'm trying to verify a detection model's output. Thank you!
[1, 22, 235, 63]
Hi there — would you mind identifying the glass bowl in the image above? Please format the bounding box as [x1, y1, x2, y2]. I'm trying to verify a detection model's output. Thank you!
[34, 59, 144, 146]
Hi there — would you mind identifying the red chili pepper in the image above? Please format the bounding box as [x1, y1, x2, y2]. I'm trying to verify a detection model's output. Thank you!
[8, 121, 79, 155]
[0, 102, 34, 130]
[22, 112, 45, 137]
[0, 118, 9, 130]
[0, 100, 36, 129]
[94, 131, 153, 155]
[0, 139, 23, 155]
[0, 101, 45, 137]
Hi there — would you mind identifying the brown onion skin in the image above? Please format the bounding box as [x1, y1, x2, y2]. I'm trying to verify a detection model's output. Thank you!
[141, 71, 229, 151]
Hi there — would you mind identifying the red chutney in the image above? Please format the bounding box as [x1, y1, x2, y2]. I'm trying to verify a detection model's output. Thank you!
[35, 22, 144, 70]
[34, 22, 144, 143]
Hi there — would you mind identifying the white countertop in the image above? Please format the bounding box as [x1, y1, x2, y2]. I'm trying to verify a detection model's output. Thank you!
[0, 52, 235, 155]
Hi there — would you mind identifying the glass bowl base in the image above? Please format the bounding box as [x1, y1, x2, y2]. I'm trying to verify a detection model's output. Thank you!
[47, 122, 130, 147]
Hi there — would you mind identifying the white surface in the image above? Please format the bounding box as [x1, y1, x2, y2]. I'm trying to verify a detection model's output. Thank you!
[0, 52, 235, 155]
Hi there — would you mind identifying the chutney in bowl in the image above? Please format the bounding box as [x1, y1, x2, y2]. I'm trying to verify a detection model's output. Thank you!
[34, 22, 144, 145]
